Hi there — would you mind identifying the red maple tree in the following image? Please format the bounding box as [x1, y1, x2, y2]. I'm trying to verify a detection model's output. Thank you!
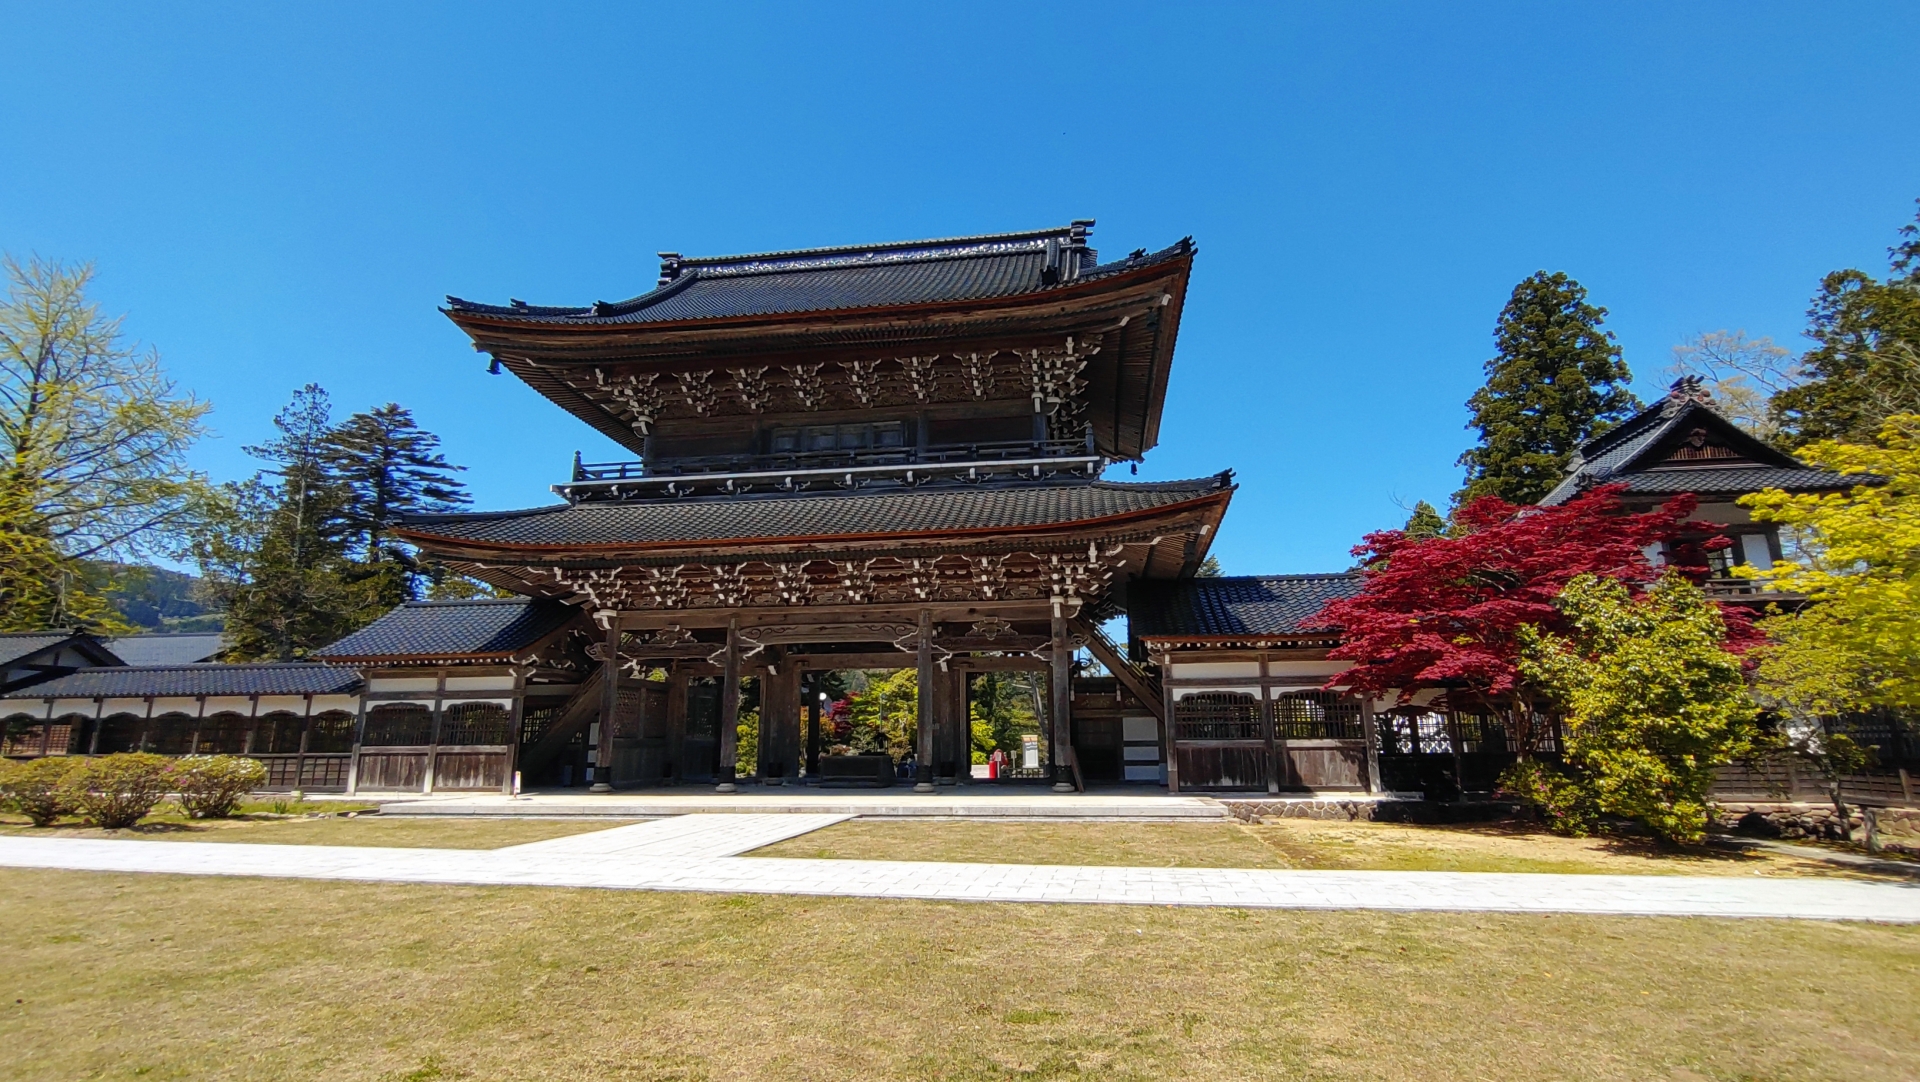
[1315, 485, 1751, 753]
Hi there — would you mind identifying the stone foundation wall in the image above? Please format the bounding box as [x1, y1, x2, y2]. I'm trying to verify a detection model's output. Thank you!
[1714, 801, 1920, 853]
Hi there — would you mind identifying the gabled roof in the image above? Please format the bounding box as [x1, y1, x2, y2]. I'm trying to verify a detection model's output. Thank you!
[103, 633, 224, 666]
[0, 629, 123, 671]
[395, 476, 1234, 554]
[445, 224, 1183, 326]
[1540, 380, 1856, 505]
[0, 664, 360, 700]
[1129, 574, 1362, 641]
[314, 598, 580, 663]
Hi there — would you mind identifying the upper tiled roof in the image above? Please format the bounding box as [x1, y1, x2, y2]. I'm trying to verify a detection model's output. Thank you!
[0, 632, 96, 669]
[398, 476, 1233, 551]
[1129, 574, 1362, 640]
[314, 598, 579, 661]
[445, 225, 1191, 325]
[0, 664, 360, 700]
[1540, 381, 1855, 505]
[103, 633, 224, 666]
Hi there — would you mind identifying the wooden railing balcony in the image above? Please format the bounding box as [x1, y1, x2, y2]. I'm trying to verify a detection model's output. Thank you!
[557, 434, 1106, 502]
[573, 435, 1096, 483]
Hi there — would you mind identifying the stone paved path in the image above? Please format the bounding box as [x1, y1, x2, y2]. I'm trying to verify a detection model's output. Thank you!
[496, 813, 854, 858]
[2, 834, 1915, 920]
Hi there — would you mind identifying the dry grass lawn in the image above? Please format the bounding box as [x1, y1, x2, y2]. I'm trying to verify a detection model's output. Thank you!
[1, 868, 1915, 1081]
[753, 817, 1914, 880]
[0, 811, 628, 849]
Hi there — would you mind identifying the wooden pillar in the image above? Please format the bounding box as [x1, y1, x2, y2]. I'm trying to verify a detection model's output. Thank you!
[804, 672, 822, 779]
[666, 669, 688, 784]
[759, 653, 799, 784]
[502, 671, 526, 796]
[591, 621, 620, 793]
[1162, 673, 1180, 794]
[716, 617, 741, 792]
[913, 608, 935, 793]
[1361, 698, 1381, 794]
[1050, 602, 1074, 792]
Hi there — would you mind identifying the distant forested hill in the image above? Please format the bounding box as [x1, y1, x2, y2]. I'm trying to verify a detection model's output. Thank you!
[93, 563, 223, 633]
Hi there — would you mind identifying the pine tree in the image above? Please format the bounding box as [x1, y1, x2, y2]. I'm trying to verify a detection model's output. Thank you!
[323, 403, 470, 565]
[1456, 272, 1638, 505]
[200, 386, 383, 660]
[1769, 200, 1920, 446]
[1403, 501, 1448, 539]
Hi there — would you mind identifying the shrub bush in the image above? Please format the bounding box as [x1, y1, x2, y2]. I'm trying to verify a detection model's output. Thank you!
[60, 753, 178, 829]
[1497, 760, 1596, 837]
[0, 757, 80, 826]
[174, 755, 268, 819]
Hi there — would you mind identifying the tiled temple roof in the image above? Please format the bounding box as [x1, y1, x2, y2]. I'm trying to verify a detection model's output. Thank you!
[446, 224, 1190, 325]
[314, 599, 579, 662]
[1129, 574, 1362, 640]
[1540, 382, 1856, 506]
[0, 664, 360, 700]
[398, 476, 1234, 551]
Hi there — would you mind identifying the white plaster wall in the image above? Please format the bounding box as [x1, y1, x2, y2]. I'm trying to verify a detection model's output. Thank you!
[444, 675, 516, 692]
[367, 677, 437, 693]
[1169, 662, 1261, 680]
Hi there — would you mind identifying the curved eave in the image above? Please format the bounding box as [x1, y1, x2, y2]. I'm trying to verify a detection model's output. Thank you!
[444, 251, 1190, 342]
[393, 488, 1232, 564]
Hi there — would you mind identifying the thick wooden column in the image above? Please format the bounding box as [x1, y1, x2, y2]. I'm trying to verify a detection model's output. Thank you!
[913, 608, 935, 793]
[804, 672, 822, 779]
[665, 669, 688, 784]
[715, 617, 741, 793]
[1050, 602, 1075, 792]
[591, 621, 619, 792]
[759, 653, 801, 784]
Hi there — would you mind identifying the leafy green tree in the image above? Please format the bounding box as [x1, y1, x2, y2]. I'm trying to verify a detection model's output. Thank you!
[846, 669, 918, 761]
[1770, 201, 1920, 446]
[324, 403, 469, 569]
[1741, 413, 1920, 715]
[1457, 272, 1638, 505]
[196, 388, 385, 660]
[0, 255, 212, 631]
[968, 670, 1041, 757]
[1515, 572, 1758, 845]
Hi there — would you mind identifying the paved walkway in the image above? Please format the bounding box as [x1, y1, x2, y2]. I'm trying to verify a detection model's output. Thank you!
[1, 834, 1915, 921]
[497, 814, 854, 859]
[379, 788, 1235, 820]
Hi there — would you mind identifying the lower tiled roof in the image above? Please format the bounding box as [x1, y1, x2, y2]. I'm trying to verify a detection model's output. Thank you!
[1611, 466, 1860, 497]
[1129, 574, 1362, 640]
[315, 598, 579, 661]
[399, 477, 1231, 550]
[0, 664, 360, 700]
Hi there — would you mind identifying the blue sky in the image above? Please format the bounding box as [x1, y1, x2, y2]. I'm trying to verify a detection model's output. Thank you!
[4, 2, 1917, 574]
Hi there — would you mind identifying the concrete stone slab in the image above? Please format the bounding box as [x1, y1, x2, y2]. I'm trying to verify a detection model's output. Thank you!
[1, 835, 1916, 921]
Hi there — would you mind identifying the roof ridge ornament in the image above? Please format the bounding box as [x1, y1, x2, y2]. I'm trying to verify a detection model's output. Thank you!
[1664, 375, 1713, 415]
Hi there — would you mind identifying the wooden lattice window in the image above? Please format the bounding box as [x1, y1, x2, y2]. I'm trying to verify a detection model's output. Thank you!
[363, 703, 434, 747]
[1272, 692, 1363, 740]
[1173, 692, 1262, 741]
[2, 713, 44, 756]
[306, 710, 357, 753]
[439, 702, 511, 746]
[96, 714, 144, 754]
[195, 712, 252, 754]
[254, 712, 305, 754]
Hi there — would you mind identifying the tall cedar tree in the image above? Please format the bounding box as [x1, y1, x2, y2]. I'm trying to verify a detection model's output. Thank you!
[1456, 272, 1638, 505]
[323, 403, 470, 589]
[202, 386, 384, 660]
[1402, 500, 1449, 540]
[1769, 200, 1920, 446]
[1314, 485, 1757, 755]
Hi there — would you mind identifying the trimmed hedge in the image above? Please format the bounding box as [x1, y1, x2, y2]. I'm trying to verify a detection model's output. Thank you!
[175, 755, 268, 819]
[61, 753, 180, 829]
[0, 757, 79, 826]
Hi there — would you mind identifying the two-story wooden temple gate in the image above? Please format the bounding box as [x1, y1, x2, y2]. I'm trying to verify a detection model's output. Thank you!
[405, 222, 1230, 791]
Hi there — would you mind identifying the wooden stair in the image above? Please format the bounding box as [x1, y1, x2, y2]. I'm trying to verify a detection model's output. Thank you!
[1072, 618, 1164, 720]
[517, 666, 604, 780]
